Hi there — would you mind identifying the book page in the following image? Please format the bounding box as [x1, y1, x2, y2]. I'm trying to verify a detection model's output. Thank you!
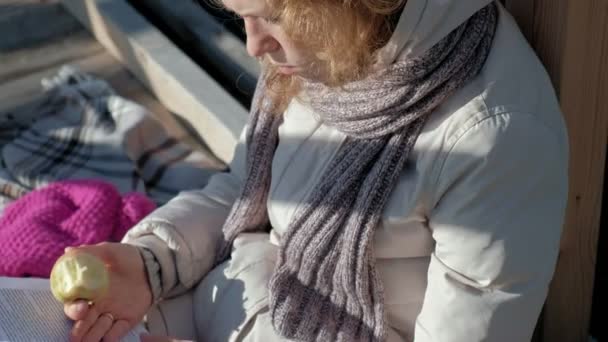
[0, 277, 147, 342]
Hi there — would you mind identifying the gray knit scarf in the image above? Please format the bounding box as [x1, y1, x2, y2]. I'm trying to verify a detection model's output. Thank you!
[217, 4, 497, 341]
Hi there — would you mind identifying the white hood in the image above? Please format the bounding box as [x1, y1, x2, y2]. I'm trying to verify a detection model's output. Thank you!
[377, 0, 496, 66]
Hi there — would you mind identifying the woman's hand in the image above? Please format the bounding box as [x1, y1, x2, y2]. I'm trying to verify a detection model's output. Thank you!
[140, 334, 194, 342]
[62, 242, 154, 342]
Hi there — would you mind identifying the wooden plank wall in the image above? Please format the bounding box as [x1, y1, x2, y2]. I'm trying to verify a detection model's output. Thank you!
[504, 0, 607, 341]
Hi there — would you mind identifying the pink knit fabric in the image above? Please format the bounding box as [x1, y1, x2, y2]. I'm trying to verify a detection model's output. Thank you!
[0, 179, 155, 277]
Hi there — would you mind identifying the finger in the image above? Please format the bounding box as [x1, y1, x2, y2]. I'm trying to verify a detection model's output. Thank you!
[82, 313, 114, 342]
[103, 319, 132, 342]
[70, 305, 100, 342]
[64, 300, 91, 321]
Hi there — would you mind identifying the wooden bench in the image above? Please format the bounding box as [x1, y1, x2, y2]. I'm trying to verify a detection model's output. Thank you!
[61, 0, 248, 165]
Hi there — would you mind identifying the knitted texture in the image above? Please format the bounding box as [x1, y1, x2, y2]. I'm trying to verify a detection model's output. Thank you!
[0, 179, 155, 277]
[217, 4, 498, 341]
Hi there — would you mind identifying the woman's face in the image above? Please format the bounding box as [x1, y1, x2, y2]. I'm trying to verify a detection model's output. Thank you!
[222, 0, 317, 77]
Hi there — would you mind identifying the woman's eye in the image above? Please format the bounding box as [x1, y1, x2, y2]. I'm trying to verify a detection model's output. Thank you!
[263, 15, 281, 24]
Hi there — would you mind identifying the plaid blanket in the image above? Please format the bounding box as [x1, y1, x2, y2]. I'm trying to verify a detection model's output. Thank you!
[0, 65, 224, 208]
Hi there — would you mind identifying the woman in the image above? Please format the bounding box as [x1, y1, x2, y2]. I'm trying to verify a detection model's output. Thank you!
[64, 0, 569, 341]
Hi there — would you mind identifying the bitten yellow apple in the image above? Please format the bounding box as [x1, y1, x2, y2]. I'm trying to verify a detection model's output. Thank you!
[49, 252, 109, 303]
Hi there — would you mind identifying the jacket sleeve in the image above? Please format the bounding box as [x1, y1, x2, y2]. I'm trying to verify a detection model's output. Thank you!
[122, 126, 249, 300]
[414, 112, 568, 342]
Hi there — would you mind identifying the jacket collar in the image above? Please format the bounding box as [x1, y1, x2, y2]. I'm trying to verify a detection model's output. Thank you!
[376, 0, 496, 67]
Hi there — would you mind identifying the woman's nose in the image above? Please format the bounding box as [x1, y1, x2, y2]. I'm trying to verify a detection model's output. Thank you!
[245, 22, 279, 57]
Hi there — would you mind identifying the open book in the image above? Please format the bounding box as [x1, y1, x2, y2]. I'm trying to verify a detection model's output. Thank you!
[0, 277, 147, 342]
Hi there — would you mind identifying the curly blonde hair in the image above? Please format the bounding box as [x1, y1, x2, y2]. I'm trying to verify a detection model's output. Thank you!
[214, 0, 406, 110]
